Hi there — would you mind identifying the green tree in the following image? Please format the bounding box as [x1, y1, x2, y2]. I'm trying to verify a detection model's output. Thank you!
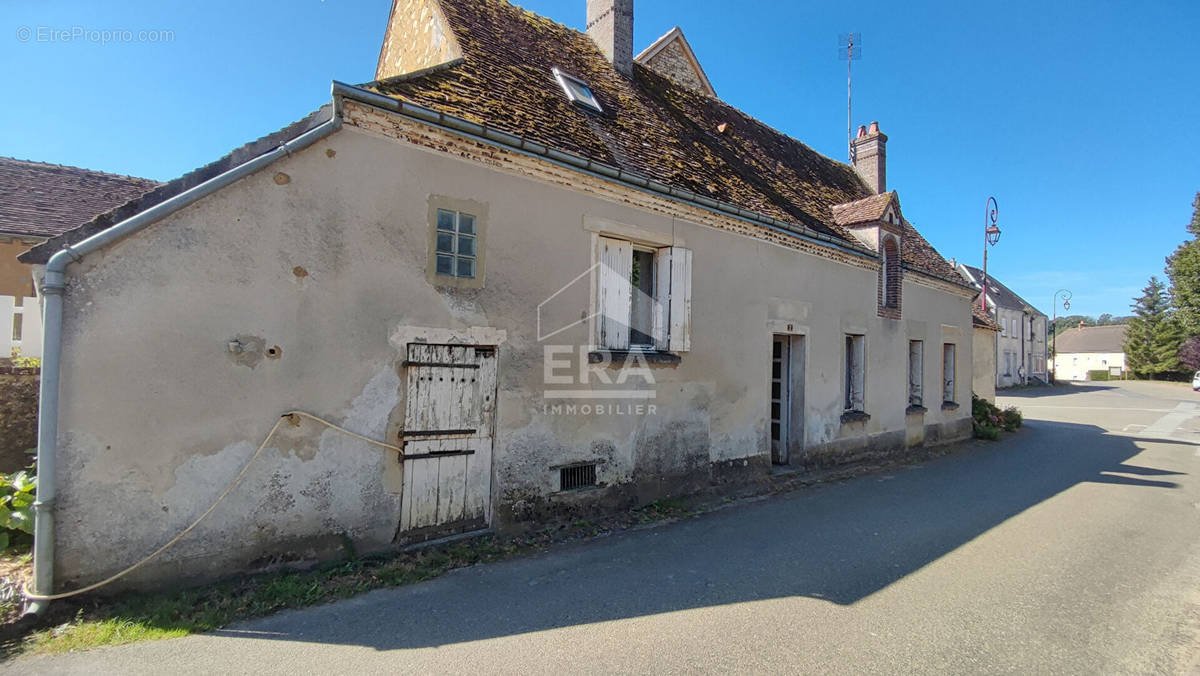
[1166, 191, 1200, 335]
[1124, 277, 1184, 378]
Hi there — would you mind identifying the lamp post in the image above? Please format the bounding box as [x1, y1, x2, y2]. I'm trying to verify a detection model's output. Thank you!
[1051, 289, 1072, 384]
[981, 197, 1001, 314]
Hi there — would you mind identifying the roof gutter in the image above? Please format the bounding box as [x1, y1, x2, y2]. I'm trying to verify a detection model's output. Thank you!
[25, 107, 341, 615]
[329, 81, 879, 263]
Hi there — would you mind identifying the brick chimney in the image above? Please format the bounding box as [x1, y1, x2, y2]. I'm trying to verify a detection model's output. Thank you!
[851, 121, 887, 194]
[587, 0, 634, 77]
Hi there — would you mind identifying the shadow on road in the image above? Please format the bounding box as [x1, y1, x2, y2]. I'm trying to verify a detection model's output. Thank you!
[201, 420, 1181, 651]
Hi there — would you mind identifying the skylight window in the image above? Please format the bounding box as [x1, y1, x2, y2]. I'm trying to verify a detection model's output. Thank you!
[553, 68, 603, 113]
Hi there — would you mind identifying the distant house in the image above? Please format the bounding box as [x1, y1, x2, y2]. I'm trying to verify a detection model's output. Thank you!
[0, 157, 157, 357]
[957, 264, 1048, 387]
[1052, 324, 1127, 381]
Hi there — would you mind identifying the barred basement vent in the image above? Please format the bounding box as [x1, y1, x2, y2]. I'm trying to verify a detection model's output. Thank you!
[560, 464, 597, 491]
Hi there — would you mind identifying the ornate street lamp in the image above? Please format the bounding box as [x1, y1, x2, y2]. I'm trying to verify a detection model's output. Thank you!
[1051, 289, 1072, 383]
[981, 196, 1001, 314]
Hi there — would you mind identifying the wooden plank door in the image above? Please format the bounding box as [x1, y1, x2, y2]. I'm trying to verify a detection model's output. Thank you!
[399, 344, 497, 538]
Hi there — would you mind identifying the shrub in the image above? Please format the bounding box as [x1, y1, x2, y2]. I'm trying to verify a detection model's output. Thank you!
[973, 421, 1002, 440]
[1087, 369, 1110, 381]
[0, 466, 36, 551]
[971, 394, 1023, 440]
[1001, 406, 1022, 431]
[8, 348, 39, 369]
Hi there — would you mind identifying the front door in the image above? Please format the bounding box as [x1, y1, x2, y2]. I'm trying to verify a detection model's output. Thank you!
[771, 335, 790, 464]
[770, 334, 805, 465]
[399, 343, 497, 539]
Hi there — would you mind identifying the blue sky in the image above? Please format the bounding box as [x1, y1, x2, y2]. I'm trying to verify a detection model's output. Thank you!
[4, 0, 1198, 318]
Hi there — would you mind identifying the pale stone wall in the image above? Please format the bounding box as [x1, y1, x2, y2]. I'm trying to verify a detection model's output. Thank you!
[375, 0, 461, 81]
[642, 38, 709, 95]
[1029, 315, 1048, 377]
[994, 306, 1024, 388]
[45, 103, 975, 591]
[1053, 352, 1126, 381]
[973, 326, 997, 402]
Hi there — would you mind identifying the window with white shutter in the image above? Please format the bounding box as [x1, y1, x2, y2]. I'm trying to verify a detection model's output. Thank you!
[595, 236, 691, 352]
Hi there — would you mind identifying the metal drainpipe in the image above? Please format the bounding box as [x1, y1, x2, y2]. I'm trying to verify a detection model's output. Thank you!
[24, 111, 341, 616]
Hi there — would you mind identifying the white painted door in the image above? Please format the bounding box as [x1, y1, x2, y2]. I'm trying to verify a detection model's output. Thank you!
[399, 344, 497, 537]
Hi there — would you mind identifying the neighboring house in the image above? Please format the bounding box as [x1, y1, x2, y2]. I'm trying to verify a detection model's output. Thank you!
[957, 264, 1048, 387]
[1052, 324, 1127, 381]
[0, 157, 157, 358]
[972, 304, 1000, 402]
[22, 0, 977, 592]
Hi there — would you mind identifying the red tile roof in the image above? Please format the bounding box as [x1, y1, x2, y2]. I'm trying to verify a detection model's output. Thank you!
[972, 303, 999, 331]
[0, 157, 158, 239]
[831, 192, 897, 227]
[370, 0, 963, 281]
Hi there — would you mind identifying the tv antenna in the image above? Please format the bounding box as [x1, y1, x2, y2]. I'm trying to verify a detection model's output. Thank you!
[838, 33, 862, 163]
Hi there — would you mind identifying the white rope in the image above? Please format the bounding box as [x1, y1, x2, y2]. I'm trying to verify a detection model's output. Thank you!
[24, 411, 403, 601]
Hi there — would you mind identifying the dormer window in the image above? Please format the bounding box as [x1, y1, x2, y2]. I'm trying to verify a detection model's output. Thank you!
[553, 68, 603, 113]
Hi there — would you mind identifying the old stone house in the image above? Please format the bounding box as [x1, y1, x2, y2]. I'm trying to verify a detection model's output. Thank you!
[22, 0, 977, 594]
[957, 264, 1048, 387]
[0, 158, 156, 358]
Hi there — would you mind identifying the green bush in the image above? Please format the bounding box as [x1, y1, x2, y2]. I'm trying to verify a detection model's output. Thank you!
[0, 466, 36, 550]
[972, 394, 1023, 440]
[1087, 369, 1110, 381]
[972, 421, 1002, 440]
[1001, 406, 1022, 431]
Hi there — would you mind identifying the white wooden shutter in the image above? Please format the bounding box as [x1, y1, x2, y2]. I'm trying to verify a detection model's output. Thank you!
[666, 247, 692, 352]
[849, 336, 865, 410]
[652, 249, 672, 350]
[596, 236, 632, 350]
[943, 344, 956, 402]
[908, 341, 923, 405]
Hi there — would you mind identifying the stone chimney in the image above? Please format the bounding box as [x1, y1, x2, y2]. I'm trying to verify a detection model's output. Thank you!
[587, 0, 634, 77]
[851, 121, 888, 194]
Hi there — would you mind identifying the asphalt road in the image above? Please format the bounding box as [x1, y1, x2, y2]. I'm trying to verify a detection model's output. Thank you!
[11, 381, 1200, 675]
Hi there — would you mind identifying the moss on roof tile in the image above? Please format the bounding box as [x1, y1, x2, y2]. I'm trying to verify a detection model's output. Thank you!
[370, 0, 961, 281]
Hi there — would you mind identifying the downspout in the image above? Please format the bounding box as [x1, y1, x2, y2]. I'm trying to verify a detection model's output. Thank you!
[25, 107, 342, 616]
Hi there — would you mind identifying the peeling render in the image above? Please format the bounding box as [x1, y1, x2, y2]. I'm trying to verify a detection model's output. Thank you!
[45, 118, 973, 592]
